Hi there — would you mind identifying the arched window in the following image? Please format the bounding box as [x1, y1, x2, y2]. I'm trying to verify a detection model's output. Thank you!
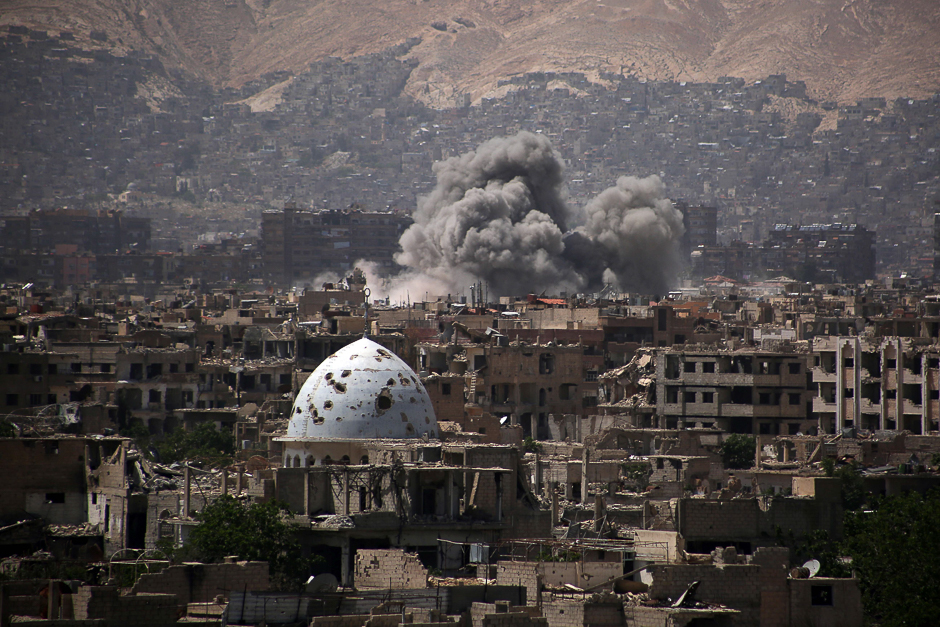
[360, 455, 369, 464]
[341, 455, 351, 465]
[293, 455, 300, 468]
[306, 456, 314, 467]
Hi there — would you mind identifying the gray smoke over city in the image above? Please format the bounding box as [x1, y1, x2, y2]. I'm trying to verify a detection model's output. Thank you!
[380, 131, 685, 300]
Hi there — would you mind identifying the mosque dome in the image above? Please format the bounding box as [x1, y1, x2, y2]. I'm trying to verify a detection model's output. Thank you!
[286, 337, 438, 440]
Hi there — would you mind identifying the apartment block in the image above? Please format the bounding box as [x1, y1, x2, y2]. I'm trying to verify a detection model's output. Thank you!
[811, 337, 940, 434]
[656, 347, 811, 434]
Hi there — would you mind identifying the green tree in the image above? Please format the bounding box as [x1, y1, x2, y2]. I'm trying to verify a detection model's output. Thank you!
[833, 461, 867, 510]
[523, 437, 543, 454]
[183, 496, 321, 590]
[718, 434, 756, 469]
[156, 422, 235, 465]
[842, 489, 940, 626]
[778, 527, 850, 579]
[622, 462, 651, 492]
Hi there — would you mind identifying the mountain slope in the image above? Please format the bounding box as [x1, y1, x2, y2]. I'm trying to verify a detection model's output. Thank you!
[3, 0, 939, 105]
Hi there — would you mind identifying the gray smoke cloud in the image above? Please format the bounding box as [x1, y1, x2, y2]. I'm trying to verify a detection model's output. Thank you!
[569, 174, 686, 294]
[389, 131, 685, 299]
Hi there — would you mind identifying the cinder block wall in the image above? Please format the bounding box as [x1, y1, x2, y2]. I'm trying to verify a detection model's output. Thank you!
[648, 564, 762, 625]
[752, 547, 790, 627]
[495, 562, 539, 605]
[471, 602, 542, 627]
[310, 615, 371, 627]
[0, 438, 88, 523]
[355, 549, 429, 589]
[130, 561, 270, 604]
[73, 586, 179, 627]
[482, 611, 549, 627]
[678, 498, 838, 542]
[540, 599, 584, 627]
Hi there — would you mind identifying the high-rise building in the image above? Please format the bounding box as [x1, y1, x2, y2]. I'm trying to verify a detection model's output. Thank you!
[765, 223, 875, 283]
[676, 200, 719, 256]
[0, 208, 151, 254]
[261, 203, 411, 287]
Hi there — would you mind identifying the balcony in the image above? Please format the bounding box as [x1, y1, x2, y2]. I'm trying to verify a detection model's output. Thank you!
[811, 367, 836, 383]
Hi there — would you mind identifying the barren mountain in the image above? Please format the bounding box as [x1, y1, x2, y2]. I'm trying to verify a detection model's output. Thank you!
[4, 0, 939, 106]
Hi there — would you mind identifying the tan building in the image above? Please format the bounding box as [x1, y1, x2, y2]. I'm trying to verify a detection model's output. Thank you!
[656, 346, 812, 434]
[811, 336, 940, 434]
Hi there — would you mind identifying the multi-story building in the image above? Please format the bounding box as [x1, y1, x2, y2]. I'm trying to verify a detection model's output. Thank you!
[261, 203, 411, 287]
[656, 346, 812, 434]
[0, 208, 151, 254]
[765, 223, 876, 283]
[811, 336, 940, 434]
[417, 338, 603, 440]
[677, 200, 718, 256]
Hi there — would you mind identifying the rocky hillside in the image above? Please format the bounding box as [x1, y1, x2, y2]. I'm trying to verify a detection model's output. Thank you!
[4, 0, 939, 106]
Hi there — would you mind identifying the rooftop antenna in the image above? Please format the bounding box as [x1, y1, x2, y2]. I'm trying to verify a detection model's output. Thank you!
[362, 287, 371, 338]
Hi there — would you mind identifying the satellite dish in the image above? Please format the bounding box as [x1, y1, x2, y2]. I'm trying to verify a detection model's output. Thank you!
[305, 573, 339, 594]
[802, 559, 821, 578]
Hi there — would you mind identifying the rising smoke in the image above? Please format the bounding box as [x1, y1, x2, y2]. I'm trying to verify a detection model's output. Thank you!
[375, 131, 685, 300]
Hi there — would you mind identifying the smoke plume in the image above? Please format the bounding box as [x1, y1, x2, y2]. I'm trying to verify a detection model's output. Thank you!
[382, 131, 685, 300]
[569, 174, 686, 294]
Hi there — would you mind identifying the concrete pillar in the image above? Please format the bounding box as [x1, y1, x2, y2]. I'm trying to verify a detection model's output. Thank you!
[494, 472, 503, 522]
[534, 453, 542, 495]
[446, 470, 456, 519]
[550, 483, 559, 528]
[463, 470, 470, 512]
[183, 467, 191, 518]
[236, 465, 244, 494]
[530, 414, 538, 440]
[221, 469, 228, 496]
[47, 580, 59, 620]
[594, 495, 604, 533]
[342, 469, 350, 516]
[341, 540, 351, 587]
[303, 469, 310, 516]
[581, 447, 590, 505]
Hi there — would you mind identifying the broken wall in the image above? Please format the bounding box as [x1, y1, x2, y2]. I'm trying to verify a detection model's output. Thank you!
[676, 497, 842, 544]
[0, 438, 88, 525]
[355, 549, 429, 589]
[130, 561, 270, 604]
[73, 586, 179, 627]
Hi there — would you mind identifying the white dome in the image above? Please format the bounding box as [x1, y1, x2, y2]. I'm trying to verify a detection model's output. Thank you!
[286, 338, 438, 440]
